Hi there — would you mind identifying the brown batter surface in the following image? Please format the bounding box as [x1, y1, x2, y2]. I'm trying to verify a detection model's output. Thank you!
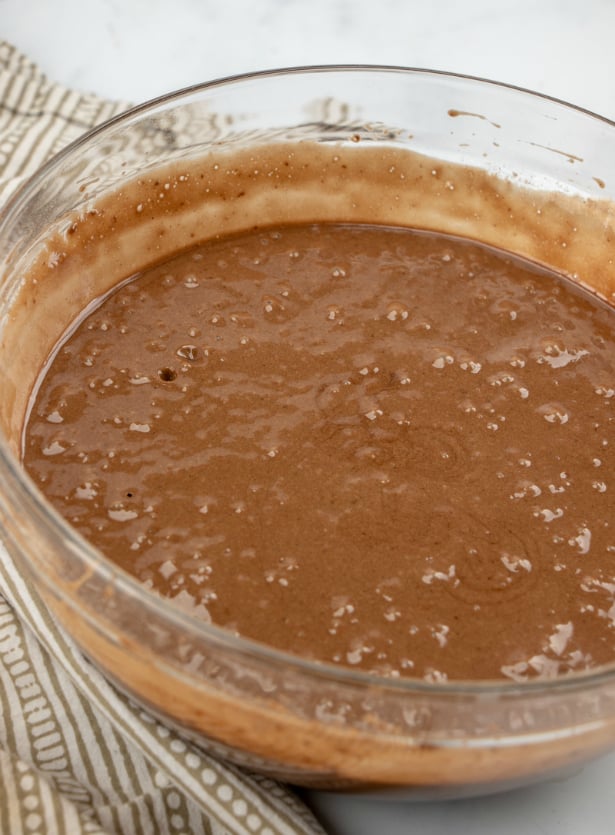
[23, 223, 615, 682]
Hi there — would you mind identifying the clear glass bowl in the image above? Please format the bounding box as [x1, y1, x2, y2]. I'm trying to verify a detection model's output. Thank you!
[1, 67, 615, 798]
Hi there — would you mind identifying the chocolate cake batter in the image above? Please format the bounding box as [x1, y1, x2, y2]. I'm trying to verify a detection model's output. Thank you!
[23, 223, 615, 682]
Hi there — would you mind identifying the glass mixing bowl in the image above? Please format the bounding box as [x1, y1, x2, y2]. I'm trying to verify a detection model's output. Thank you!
[1, 67, 615, 799]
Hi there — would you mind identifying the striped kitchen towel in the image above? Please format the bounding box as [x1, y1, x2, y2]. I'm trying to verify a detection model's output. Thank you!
[0, 41, 325, 835]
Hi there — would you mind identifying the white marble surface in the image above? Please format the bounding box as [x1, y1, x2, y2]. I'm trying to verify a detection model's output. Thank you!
[2, 0, 615, 116]
[2, 0, 615, 833]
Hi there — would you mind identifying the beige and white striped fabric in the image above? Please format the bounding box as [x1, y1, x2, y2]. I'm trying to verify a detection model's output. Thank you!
[0, 41, 325, 835]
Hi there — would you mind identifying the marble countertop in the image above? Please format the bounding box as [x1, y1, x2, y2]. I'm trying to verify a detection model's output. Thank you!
[3, 0, 615, 117]
[3, 1, 615, 833]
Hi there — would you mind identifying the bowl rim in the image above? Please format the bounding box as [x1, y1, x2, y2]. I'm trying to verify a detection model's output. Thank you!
[2, 61, 615, 224]
[2, 63, 615, 699]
